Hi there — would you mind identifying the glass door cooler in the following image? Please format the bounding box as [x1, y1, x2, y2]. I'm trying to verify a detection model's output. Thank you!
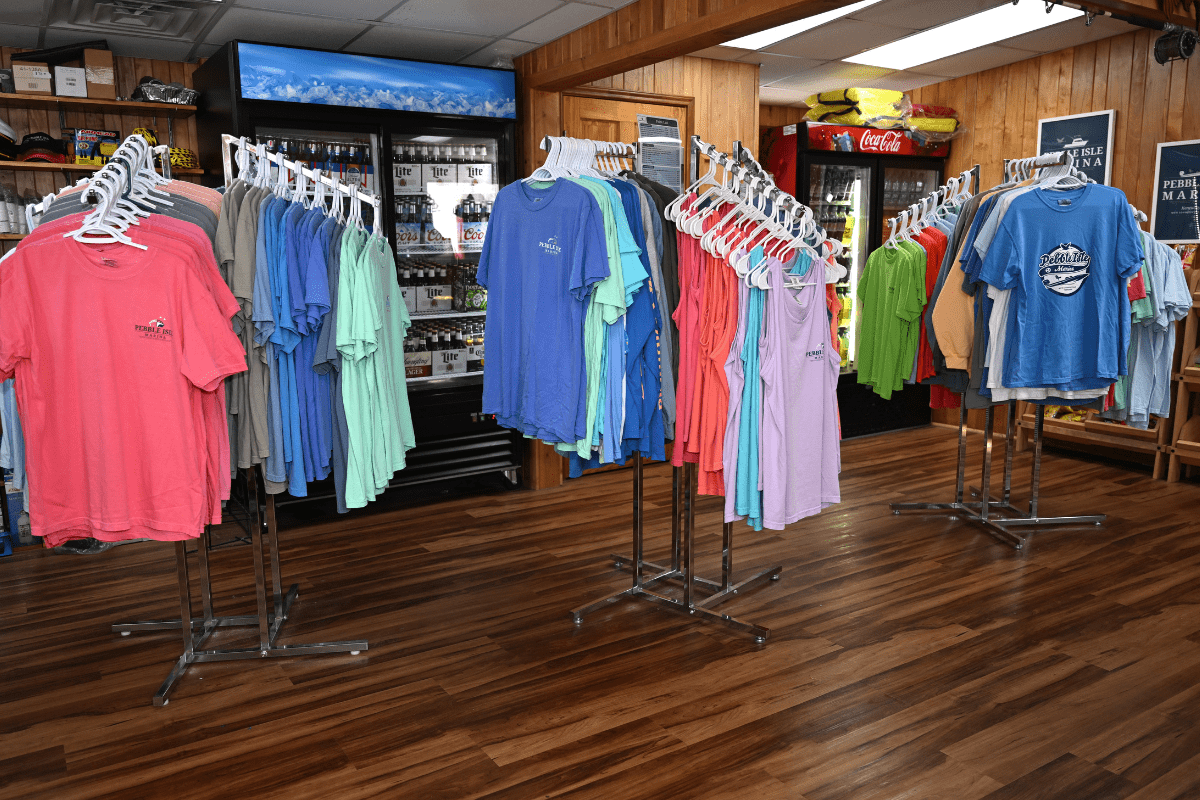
[783, 121, 948, 437]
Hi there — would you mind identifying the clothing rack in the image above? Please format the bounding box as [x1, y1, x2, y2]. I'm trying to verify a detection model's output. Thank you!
[570, 137, 782, 641]
[891, 156, 1106, 550]
[113, 138, 372, 704]
[220, 134, 384, 220]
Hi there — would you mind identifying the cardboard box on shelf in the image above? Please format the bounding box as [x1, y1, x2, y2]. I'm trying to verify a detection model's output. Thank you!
[54, 66, 87, 98]
[74, 129, 120, 166]
[12, 62, 52, 95]
[83, 49, 116, 100]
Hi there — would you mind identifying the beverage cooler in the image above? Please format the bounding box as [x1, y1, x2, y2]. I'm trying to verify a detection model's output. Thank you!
[765, 121, 948, 438]
[193, 41, 523, 492]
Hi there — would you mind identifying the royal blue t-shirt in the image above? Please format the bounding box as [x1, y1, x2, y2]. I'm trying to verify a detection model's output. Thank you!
[478, 180, 610, 444]
[979, 184, 1144, 390]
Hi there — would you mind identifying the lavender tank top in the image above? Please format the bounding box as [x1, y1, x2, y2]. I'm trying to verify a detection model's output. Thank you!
[758, 253, 842, 529]
[723, 257, 751, 522]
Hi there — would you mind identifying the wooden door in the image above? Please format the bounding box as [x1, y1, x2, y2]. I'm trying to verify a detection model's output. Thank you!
[561, 93, 690, 179]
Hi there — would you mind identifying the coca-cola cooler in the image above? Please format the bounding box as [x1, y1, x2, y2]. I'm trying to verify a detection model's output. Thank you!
[194, 41, 524, 498]
[763, 121, 948, 438]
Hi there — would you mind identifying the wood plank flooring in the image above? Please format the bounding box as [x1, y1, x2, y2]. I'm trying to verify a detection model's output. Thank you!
[4, 426, 1200, 799]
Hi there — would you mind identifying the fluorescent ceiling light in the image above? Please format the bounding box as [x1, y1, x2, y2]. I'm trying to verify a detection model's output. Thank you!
[845, 1, 1084, 70]
[722, 0, 888, 49]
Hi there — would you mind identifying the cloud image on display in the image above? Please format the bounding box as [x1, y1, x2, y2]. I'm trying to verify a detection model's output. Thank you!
[238, 43, 516, 118]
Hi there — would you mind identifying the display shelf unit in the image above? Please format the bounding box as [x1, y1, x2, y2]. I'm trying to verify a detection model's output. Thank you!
[408, 310, 485, 321]
[0, 161, 202, 175]
[0, 92, 197, 118]
[1017, 403, 1169, 475]
[1168, 291, 1200, 481]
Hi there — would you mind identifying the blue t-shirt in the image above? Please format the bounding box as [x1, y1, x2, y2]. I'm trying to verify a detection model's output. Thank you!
[478, 180, 610, 444]
[979, 184, 1144, 390]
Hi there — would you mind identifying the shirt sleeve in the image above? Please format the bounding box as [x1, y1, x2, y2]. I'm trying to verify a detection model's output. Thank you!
[895, 247, 928, 323]
[572, 196, 610, 299]
[0, 253, 32, 381]
[181, 269, 249, 392]
[978, 223, 1020, 291]
[1116, 205, 1147, 279]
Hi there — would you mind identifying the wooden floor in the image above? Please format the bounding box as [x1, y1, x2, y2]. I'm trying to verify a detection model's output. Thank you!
[5, 426, 1200, 799]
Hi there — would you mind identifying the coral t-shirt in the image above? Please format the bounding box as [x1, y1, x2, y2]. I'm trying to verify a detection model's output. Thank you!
[0, 234, 247, 546]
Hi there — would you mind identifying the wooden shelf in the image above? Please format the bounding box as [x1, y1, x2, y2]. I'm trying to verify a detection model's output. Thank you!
[0, 92, 195, 118]
[0, 233, 26, 241]
[1019, 416, 1161, 454]
[0, 161, 202, 175]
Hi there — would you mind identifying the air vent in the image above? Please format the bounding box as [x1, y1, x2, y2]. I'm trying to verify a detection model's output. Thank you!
[48, 0, 224, 40]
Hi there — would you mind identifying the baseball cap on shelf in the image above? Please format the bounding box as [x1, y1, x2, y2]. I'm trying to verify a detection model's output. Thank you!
[17, 132, 68, 164]
[0, 116, 16, 161]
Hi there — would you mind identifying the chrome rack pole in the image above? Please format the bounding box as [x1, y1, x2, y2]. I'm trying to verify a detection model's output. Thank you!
[989, 404, 1106, 546]
[114, 466, 368, 706]
[572, 457, 778, 641]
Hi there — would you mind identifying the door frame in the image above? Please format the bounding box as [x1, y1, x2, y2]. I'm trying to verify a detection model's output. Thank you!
[560, 87, 695, 181]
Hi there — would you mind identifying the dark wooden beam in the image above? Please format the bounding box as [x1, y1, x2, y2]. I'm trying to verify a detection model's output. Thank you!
[524, 0, 864, 91]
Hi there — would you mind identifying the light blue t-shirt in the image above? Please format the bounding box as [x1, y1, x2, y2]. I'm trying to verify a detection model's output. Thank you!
[979, 184, 1145, 390]
[478, 180, 611, 444]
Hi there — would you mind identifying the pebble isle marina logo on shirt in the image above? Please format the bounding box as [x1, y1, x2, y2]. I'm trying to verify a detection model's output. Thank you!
[539, 236, 562, 256]
[134, 316, 173, 340]
[1038, 244, 1092, 297]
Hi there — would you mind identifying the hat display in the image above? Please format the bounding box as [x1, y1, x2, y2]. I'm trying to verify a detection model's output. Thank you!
[18, 132, 68, 164]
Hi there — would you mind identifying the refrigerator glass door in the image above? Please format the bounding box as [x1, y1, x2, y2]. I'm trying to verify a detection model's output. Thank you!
[255, 126, 382, 225]
[880, 166, 940, 245]
[808, 161, 872, 373]
[389, 134, 501, 259]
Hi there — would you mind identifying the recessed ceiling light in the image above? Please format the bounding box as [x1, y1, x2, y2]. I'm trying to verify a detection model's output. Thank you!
[844, 1, 1084, 70]
[722, 0, 888, 50]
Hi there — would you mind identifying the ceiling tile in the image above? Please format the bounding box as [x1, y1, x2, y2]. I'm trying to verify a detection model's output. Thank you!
[846, 0, 1007, 31]
[234, 0, 403, 21]
[764, 19, 921, 62]
[913, 44, 1039, 78]
[204, 8, 370, 50]
[193, 43, 223, 59]
[864, 70, 948, 92]
[458, 38, 538, 67]
[997, 15, 1132, 54]
[765, 62, 897, 99]
[385, 0, 564, 37]
[43, 28, 197, 62]
[737, 52, 827, 85]
[345, 25, 494, 62]
[508, 2, 614, 44]
[689, 45, 753, 62]
[759, 85, 809, 106]
[0, 23, 40, 48]
[6, 0, 43, 27]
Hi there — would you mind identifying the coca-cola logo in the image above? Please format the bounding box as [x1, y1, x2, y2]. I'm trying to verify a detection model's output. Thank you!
[858, 129, 905, 153]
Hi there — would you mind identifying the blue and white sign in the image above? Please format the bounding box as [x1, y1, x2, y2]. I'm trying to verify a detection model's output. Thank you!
[1038, 110, 1115, 185]
[236, 42, 516, 119]
[1151, 139, 1200, 244]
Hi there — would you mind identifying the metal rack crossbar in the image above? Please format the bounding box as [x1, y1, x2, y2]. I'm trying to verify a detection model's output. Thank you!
[113, 467, 368, 705]
[571, 459, 782, 642]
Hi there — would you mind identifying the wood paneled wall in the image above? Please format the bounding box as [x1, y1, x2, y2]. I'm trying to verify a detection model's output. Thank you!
[915, 28, 1200, 429]
[519, 55, 760, 176]
[760, 104, 807, 130]
[911, 28, 1200, 222]
[0, 47, 201, 201]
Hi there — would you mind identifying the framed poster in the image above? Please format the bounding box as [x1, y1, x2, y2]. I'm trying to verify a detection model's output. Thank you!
[1037, 110, 1115, 185]
[1151, 139, 1200, 244]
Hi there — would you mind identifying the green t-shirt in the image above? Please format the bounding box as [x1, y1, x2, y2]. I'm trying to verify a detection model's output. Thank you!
[336, 226, 379, 508]
[857, 240, 927, 399]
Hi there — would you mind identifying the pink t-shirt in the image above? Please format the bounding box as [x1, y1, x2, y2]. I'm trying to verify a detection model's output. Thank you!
[0, 233, 247, 545]
[20, 214, 240, 525]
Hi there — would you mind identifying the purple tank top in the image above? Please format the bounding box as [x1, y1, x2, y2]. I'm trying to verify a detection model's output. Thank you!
[758, 253, 841, 529]
[723, 266, 751, 522]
